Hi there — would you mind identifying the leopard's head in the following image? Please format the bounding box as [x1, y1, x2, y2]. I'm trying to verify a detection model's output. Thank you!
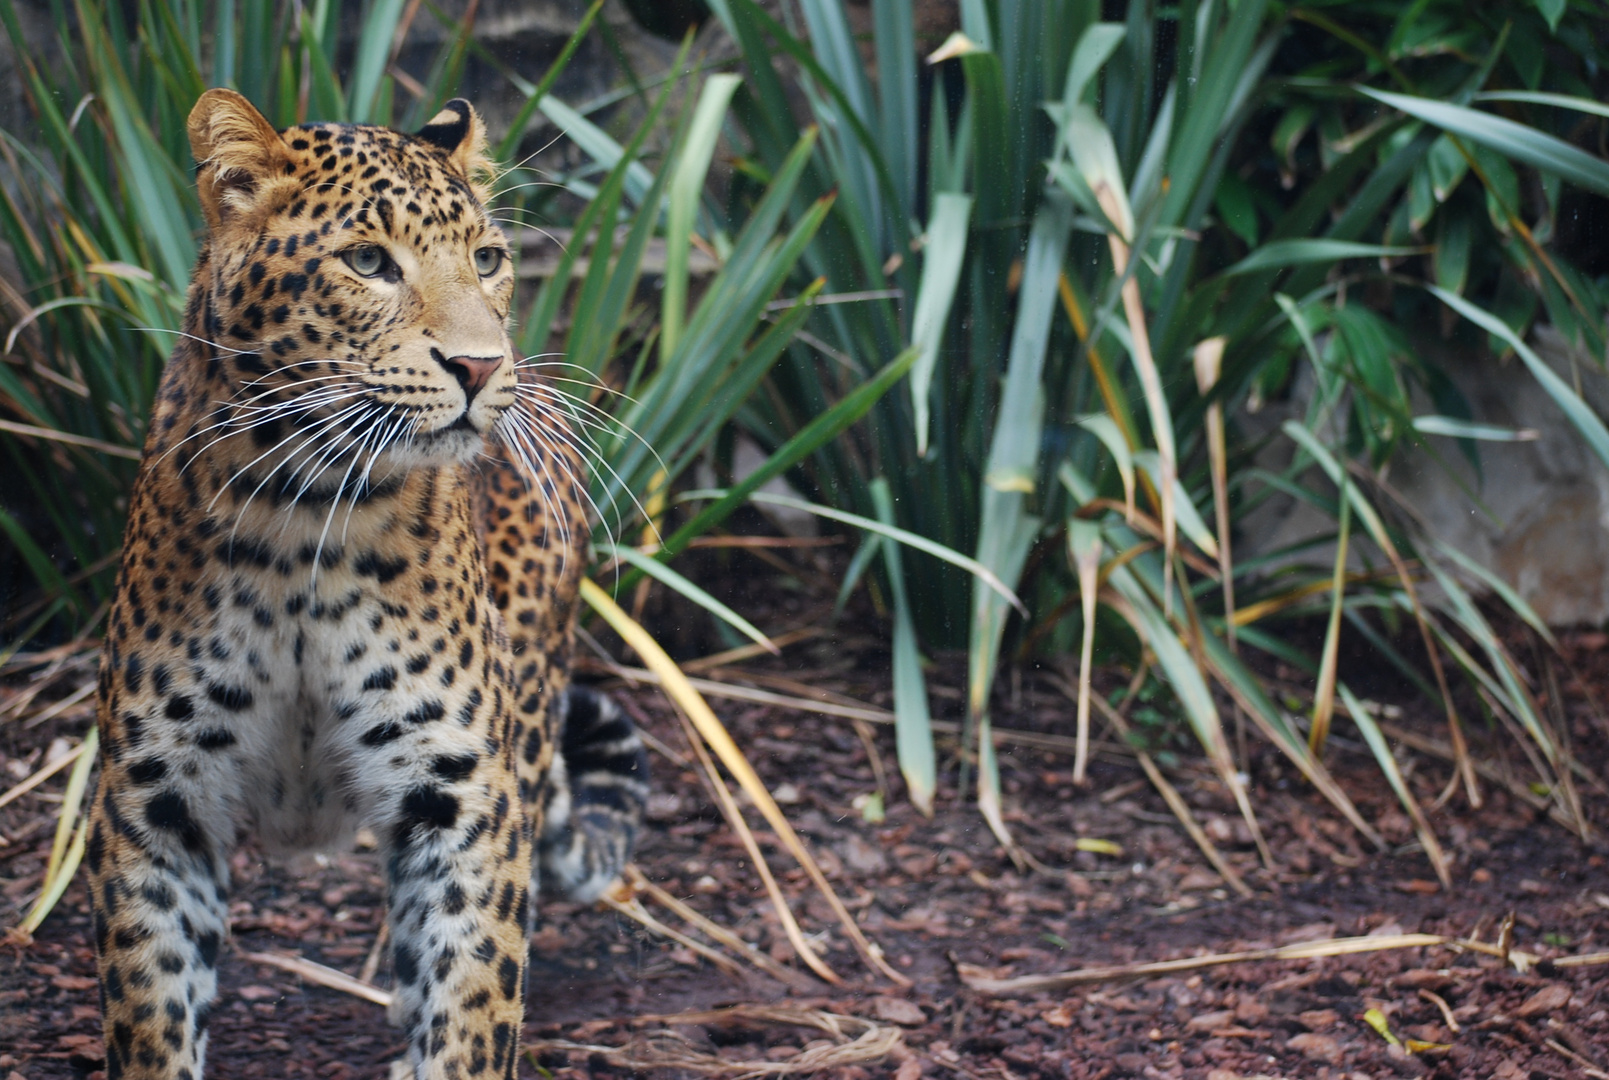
[186, 88, 519, 483]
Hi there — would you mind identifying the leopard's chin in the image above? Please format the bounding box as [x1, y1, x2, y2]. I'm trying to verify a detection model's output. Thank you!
[380, 425, 486, 470]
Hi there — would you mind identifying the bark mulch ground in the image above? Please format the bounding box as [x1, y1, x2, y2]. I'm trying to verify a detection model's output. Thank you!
[2, 608, 1607, 1080]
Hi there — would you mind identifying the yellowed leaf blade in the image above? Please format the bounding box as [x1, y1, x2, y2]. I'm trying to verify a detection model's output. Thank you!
[580, 579, 908, 986]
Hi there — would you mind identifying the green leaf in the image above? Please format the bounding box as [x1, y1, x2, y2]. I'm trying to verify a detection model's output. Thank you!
[1062, 104, 1132, 239]
[347, 0, 406, 122]
[1077, 414, 1135, 516]
[1474, 91, 1609, 120]
[1281, 422, 1400, 560]
[1106, 569, 1222, 755]
[910, 193, 972, 457]
[597, 542, 775, 654]
[1360, 88, 1609, 199]
[1434, 208, 1473, 295]
[1431, 538, 1555, 648]
[537, 93, 658, 206]
[1411, 415, 1537, 442]
[680, 489, 1025, 612]
[1060, 22, 1125, 109]
[663, 74, 742, 362]
[1336, 683, 1447, 882]
[1213, 170, 1260, 247]
[871, 478, 936, 817]
[1427, 285, 1609, 473]
[1222, 240, 1421, 277]
[652, 345, 917, 568]
[1425, 133, 1469, 202]
[1531, 0, 1566, 33]
[1134, 450, 1218, 559]
[873, 0, 917, 220]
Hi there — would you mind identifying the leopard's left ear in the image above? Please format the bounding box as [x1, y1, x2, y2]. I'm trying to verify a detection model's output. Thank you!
[416, 99, 495, 202]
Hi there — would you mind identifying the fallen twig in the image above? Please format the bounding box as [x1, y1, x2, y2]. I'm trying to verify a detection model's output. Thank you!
[241, 949, 393, 1007]
[958, 930, 1609, 996]
[0, 740, 87, 811]
[601, 889, 746, 977]
[622, 866, 818, 991]
[1088, 694, 1251, 898]
[1545, 1037, 1609, 1078]
[591, 661, 1132, 759]
[958, 933, 1447, 994]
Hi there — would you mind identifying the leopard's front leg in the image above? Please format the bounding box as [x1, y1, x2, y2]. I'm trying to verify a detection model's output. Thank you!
[87, 657, 234, 1080]
[377, 725, 531, 1080]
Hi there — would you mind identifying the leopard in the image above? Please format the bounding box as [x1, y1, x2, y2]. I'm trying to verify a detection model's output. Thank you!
[85, 88, 648, 1080]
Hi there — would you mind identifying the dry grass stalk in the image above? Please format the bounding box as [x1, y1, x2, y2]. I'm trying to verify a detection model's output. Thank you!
[679, 627, 825, 674]
[959, 929, 1609, 996]
[621, 865, 819, 991]
[526, 1005, 902, 1077]
[1086, 694, 1251, 897]
[669, 703, 843, 985]
[1545, 1038, 1609, 1079]
[1192, 337, 1235, 651]
[20, 681, 95, 729]
[358, 920, 390, 986]
[242, 949, 393, 1007]
[0, 739, 87, 810]
[600, 889, 747, 977]
[582, 579, 908, 985]
[598, 660, 1132, 759]
[1094, 186, 1176, 617]
[1552, 950, 1609, 969]
[959, 933, 1449, 995]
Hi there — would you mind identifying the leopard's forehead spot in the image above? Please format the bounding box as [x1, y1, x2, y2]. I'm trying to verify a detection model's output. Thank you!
[271, 121, 497, 248]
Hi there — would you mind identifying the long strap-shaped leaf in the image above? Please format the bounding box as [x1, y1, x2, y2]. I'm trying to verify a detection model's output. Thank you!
[581, 579, 910, 986]
[967, 197, 1071, 852]
[14, 726, 97, 938]
[662, 74, 742, 362]
[1282, 420, 1477, 807]
[910, 193, 972, 457]
[1360, 88, 1609, 199]
[872, 478, 936, 817]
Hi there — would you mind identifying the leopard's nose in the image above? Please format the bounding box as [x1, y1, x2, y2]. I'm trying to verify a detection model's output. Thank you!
[436, 351, 504, 404]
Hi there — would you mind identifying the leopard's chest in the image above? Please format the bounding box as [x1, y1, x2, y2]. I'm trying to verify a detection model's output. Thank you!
[118, 468, 513, 851]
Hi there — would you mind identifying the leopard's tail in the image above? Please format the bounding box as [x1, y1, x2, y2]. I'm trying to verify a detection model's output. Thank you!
[539, 684, 650, 902]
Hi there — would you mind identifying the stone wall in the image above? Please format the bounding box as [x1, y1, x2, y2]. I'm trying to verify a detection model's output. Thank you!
[1238, 328, 1609, 627]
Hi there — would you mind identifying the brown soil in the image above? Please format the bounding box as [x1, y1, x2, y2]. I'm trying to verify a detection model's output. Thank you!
[2, 609, 1608, 1080]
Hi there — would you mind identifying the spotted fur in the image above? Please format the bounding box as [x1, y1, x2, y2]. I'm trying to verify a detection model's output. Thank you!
[86, 89, 643, 1080]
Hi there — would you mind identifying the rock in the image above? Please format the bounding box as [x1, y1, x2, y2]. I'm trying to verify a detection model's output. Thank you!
[1233, 997, 1268, 1024]
[1285, 1032, 1344, 1064]
[1515, 983, 1572, 1017]
[893, 1057, 923, 1080]
[870, 997, 927, 1026]
[1185, 1010, 1235, 1033]
[1276, 922, 1336, 945]
[1177, 869, 1222, 891]
[843, 834, 888, 874]
[1297, 1008, 1340, 1030]
[1239, 326, 1609, 626]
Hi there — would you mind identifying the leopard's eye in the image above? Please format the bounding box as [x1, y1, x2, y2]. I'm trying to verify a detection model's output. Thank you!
[343, 245, 390, 278]
[473, 246, 504, 277]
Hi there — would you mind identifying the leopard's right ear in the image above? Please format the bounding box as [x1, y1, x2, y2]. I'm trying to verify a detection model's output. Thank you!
[187, 89, 294, 232]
